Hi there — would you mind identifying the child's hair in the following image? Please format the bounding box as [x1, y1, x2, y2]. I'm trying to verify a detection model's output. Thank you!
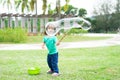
[46, 23, 56, 30]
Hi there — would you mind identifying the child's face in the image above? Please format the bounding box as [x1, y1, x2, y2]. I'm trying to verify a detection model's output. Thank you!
[46, 25, 55, 36]
[47, 26, 54, 32]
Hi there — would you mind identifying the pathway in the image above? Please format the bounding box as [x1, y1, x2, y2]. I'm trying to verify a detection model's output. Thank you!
[0, 33, 120, 50]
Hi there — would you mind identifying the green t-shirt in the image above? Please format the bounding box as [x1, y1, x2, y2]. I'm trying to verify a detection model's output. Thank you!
[43, 36, 58, 54]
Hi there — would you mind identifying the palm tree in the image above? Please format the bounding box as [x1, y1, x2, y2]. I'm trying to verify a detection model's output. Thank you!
[56, 0, 61, 17]
[0, 0, 13, 12]
[30, 0, 37, 14]
[15, 0, 30, 13]
[42, 0, 47, 15]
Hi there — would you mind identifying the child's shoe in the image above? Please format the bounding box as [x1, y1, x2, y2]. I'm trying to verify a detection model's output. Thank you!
[52, 72, 60, 76]
[47, 70, 53, 74]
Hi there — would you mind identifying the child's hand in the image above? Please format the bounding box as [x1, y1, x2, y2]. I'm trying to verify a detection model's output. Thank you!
[41, 45, 45, 49]
[56, 41, 60, 46]
[41, 43, 45, 49]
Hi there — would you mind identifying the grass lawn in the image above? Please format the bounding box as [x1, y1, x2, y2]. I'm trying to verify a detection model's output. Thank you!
[0, 46, 120, 80]
[0, 34, 111, 44]
[27, 35, 111, 43]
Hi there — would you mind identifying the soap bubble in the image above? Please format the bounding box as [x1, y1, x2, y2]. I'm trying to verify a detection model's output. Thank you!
[45, 17, 91, 36]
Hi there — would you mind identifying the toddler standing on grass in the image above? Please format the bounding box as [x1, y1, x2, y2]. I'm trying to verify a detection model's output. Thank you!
[41, 23, 60, 76]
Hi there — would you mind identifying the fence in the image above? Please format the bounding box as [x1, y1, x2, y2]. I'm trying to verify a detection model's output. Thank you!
[0, 13, 61, 35]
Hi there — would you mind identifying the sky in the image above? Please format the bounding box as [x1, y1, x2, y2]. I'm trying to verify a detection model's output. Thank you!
[0, 0, 100, 17]
[62, 0, 96, 16]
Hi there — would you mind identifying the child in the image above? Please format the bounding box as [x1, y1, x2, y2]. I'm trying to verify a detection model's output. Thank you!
[41, 23, 60, 76]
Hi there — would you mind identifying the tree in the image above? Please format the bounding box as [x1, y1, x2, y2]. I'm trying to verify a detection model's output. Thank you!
[78, 8, 87, 17]
[63, 0, 70, 12]
[61, 5, 77, 15]
[42, 0, 47, 15]
[48, 4, 54, 15]
[92, 0, 115, 33]
[30, 0, 36, 13]
[115, 0, 120, 13]
[56, 0, 61, 17]
[15, 0, 30, 13]
[0, 0, 13, 12]
[113, 0, 120, 31]
[61, 0, 72, 15]
[93, 0, 113, 16]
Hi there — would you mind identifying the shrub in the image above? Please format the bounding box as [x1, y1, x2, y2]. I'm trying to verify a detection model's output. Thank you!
[68, 28, 88, 34]
[0, 27, 27, 43]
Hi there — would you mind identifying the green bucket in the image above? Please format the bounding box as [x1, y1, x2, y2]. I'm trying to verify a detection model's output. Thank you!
[28, 67, 40, 75]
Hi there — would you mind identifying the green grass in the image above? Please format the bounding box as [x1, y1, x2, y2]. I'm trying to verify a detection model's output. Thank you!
[26, 35, 111, 43]
[0, 46, 120, 80]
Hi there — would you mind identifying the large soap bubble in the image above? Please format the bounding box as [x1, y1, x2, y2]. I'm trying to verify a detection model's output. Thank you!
[45, 17, 91, 36]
